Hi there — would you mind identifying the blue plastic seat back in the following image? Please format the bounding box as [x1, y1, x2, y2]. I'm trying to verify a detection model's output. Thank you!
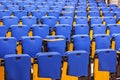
[76, 11, 87, 17]
[108, 24, 120, 36]
[13, 10, 27, 19]
[90, 7, 99, 12]
[0, 10, 12, 19]
[101, 7, 111, 13]
[114, 35, 120, 50]
[103, 12, 114, 17]
[3, 16, 19, 27]
[89, 11, 100, 17]
[0, 25, 8, 37]
[61, 11, 74, 17]
[59, 16, 73, 25]
[72, 35, 91, 53]
[32, 10, 46, 20]
[63, 7, 75, 12]
[1, 1, 12, 6]
[113, 8, 120, 14]
[96, 49, 116, 73]
[22, 36, 42, 57]
[75, 17, 88, 24]
[74, 24, 89, 35]
[37, 52, 61, 79]
[7, 5, 19, 11]
[55, 24, 72, 42]
[0, 5, 5, 10]
[94, 34, 111, 49]
[50, 6, 62, 12]
[76, 7, 86, 12]
[90, 17, 103, 25]
[92, 24, 106, 35]
[24, 5, 36, 14]
[0, 37, 17, 58]
[41, 16, 57, 30]
[22, 16, 37, 27]
[104, 17, 116, 25]
[4, 54, 31, 80]
[37, 6, 49, 12]
[48, 10, 60, 19]
[32, 24, 49, 38]
[11, 25, 30, 41]
[44, 35, 66, 56]
[66, 50, 89, 77]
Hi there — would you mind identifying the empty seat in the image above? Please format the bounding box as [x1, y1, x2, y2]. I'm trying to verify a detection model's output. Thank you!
[76, 11, 87, 17]
[0, 37, 17, 58]
[3, 16, 19, 27]
[32, 24, 49, 38]
[55, 24, 72, 42]
[41, 16, 57, 30]
[50, 6, 62, 12]
[22, 36, 42, 57]
[7, 5, 19, 11]
[92, 24, 106, 35]
[66, 50, 89, 77]
[48, 10, 60, 19]
[4, 54, 31, 80]
[101, 7, 111, 13]
[22, 16, 37, 27]
[59, 16, 73, 25]
[32, 10, 46, 21]
[13, 10, 27, 19]
[43, 35, 66, 56]
[72, 35, 91, 53]
[73, 24, 89, 35]
[10, 25, 30, 41]
[0, 5, 5, 10]
[24, 5, 36, 15]
[61, 11, 74, 17]
[90, 17, 103, 25]
[103, 12, 114, 17]
[104, 17, 116, 25]
[96, 49, 116, 73]
[37, 6, 50, 12]
[114, 35, 120, 51]
[0, 10, 12, 19]
[89, 11, 100, 17]
[36, 52, 62, 79]
[94, 34, 111, 49]
[0, 25, 8, 37]
[75, 17, 88, 25]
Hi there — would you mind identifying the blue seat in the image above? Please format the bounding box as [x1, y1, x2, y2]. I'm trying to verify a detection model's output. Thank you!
[36, 52, 61, 79]
[10, 25, 30, 41]
[90, 17, 103, 25]
[114, 34, 120, 51]
[37, 6, 49, 12]
[76, 11, 87, 17]
[59, 16, 73, 25]
[0, 10, 12, 19]
[103, 12, 115, 17]
[55, 24, 72, 42]
[66, 50, 89, 77]
[24, 5, 36, 15]
[41, 16, 57, 30]
[50, 6, 62, 12]
[32, 24, 49, 38]
[4, 54, 31, 80]
[48, 10, 60, 19]
[96, 49, 116, 73]
[13, 10, 27, 19]
[72, 35, 91, 53]
[101, 7, 111, 13]
[22, 16, 37, 27]
[22, 36, 42, 57]
[61, 11, 74, 17]
[76, 7, 86, 12]
[73, 24, 89, 35]
[0, 37, 17, 58]
[75, 17, 88, 25]
[90, 7, 99, 12]
[92, 24, 106, 35]
[113, 8, 120, 14]
[0, 25, 8, 37]
[32, 10, 46, 21]
[44, 35, 66, 56]
[104, 17, 116, 25]
[0, 5, 5, 10]
[89, 11, 100, 17]
[94, 34, 111, 49]
[108, 24, 120, 37]
[62, 6, 75, 12]
[3, 16, 19, 27]
[7, 5, 19, 11]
